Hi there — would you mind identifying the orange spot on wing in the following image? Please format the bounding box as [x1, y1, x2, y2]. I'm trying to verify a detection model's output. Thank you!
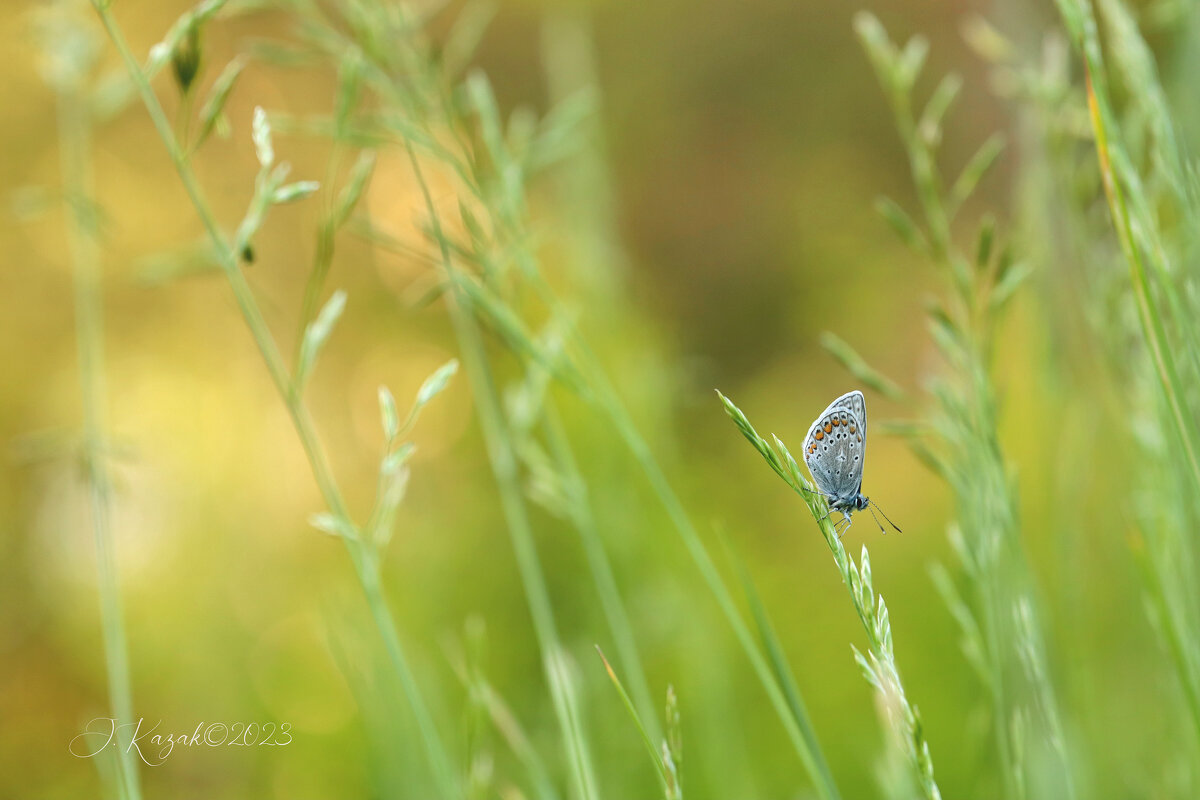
[824, 422, 833, 433]
[815, 430, 824, 440]
[832, 418, 840, 427]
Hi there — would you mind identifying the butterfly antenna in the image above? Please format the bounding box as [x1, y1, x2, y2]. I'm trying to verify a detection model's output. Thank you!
[868, 499, 902, 534]
[866, 503, 887, 535]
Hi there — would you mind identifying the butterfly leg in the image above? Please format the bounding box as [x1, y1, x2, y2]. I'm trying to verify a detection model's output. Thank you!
[834, 514, 853, 539]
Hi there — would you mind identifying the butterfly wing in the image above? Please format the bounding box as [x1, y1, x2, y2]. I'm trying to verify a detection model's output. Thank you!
[803, 391, 866, 505]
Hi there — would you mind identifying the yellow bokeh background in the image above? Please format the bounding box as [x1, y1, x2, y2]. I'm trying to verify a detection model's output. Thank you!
[0, 1, 1185, 798]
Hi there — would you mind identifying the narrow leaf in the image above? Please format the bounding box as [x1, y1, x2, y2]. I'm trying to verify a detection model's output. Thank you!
[596, 647, 673, 794]
[333, 150, 377, 228]
[919, 73, 963, 142]
[989, 262, 1033, 312]
[252, 105, 274, 167]
[898, 35, 930, 90]
[295, 290, 347, 392]
[194, 55, 247, 149]
[399, 359, 459, 435]
[370, 459, 411, 549]
[819, 332, 906, 401]
[962, 15, 1013, 63]
[853, 12, 898, 87]
[310, 511, 357, 539]
[875, 196, 929, 255]
[378, 386, 399, 441]
[975, 214, 996, 268]
[529, 88, 597, 172]
[442, 0, 498, 78]
[419, 361, 459, 406]
[334, 50, 363, 135]
[950, 133, 1006, 211]
[723, 529, 837, 798]
[272, 181, 320, 204]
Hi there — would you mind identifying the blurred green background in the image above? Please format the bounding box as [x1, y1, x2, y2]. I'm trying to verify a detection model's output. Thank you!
[0, 0, 1191, 798]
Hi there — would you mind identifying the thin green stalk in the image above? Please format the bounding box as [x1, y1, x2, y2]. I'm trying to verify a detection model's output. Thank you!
[445, 172, 839, 791]
[534, 13, 660, 738]
[58, 52, 142, 800]
[1050, 0, 1200, 762]
[286, 6, 602, 791]
[595, 379, 841, 800]
[454, 144, 842, 799]
[542, 400, 662, 745]
[293, 4, 835, 793]
[1133, 528, 1200, 745]
[403, 139, 599, 800]
[88, 7, 458, 797]
[537, 14, 835, 791]
[294, 141, 345, 369]
[718, 392, 941, 800]
[1086, 73, 1200, 494]
[597, 648, 679, 800]
[855, 13, 1074, 796]
[446, 647, 561, 800]
[1059, 0, 1200, 498]
[720, 528, 837, 800]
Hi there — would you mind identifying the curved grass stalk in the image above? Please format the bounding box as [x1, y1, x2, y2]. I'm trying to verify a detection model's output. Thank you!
[297, 3, 833, 792]
[270, 4, 606, 793]
[54, 18, 142, 798]
[542, 400, 662, 746]
[855, 13, 1075, 796]
[1055, 0, 1200, 498]
[87, 6, 459, 797]
[1053, 0, 1200, 752]
[718, 393, 942, 800]
[403, 139, 599, 800]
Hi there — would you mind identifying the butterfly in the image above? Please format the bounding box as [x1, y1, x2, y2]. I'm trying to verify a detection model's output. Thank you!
[801, 390, 900, 536]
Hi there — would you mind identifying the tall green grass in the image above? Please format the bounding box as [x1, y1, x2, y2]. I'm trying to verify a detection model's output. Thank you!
[42, 5, 142, 798]
[246, 3, 843, 797]
[853, 13, 1074, 798]
[716, 10, 1078, 798]
[717, 391, 942, 800]
[65, 0, 1200, 798]
[1052, 0, 1200, 769]
[968, 1, 1200, 789]
[89, 2, 463, 796]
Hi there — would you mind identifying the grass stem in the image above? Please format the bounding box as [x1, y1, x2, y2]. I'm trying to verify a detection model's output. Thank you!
[88, 6, 458, 796]
[58, 46, 142, 800]
[403, 138, 599, 800]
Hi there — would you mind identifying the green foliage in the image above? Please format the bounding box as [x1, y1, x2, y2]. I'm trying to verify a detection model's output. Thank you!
[597, 648, 680, 800]
[717, 391, 942, 800]
[1050, 0, 1200, 758]
[193, 54, 245, 148]
[854, 12, 1072, 800]
[56, 0, 1200, 799]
